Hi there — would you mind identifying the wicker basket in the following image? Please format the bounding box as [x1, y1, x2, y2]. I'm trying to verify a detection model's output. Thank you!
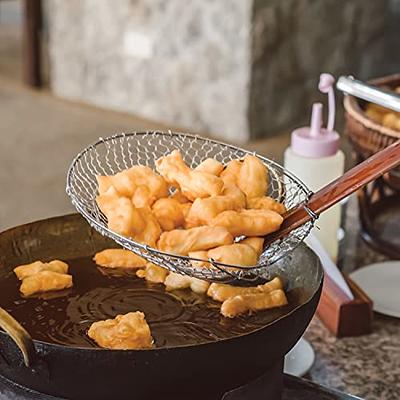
[344, 74, 400, 160]
[344, 74, 400, 258]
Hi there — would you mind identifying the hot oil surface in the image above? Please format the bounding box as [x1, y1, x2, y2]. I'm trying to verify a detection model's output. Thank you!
[1, 257, 297, 348]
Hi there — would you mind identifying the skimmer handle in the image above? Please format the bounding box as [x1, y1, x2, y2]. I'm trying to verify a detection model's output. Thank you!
[265, 140, 400, 246]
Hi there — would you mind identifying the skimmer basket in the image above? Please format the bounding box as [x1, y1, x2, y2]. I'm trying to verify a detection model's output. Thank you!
[66, 131, 313, 284]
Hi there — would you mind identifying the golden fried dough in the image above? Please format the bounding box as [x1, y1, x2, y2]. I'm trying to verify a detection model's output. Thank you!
[237, 155, 268, 199]
[131, 186, 153, 208]
[208, 243, 258, 267]
[93, 249, 146, 269]
[240, 237, 264, 257]
[108, 166, 168, 203]
[207, 277, 283, 302]
[365, 103, 388, 124]
[88, 312, 153, 350]
[20, 271, 73, 296]
[185, 184, 246, 227]
[220, 160, 242, 186]
[222, 184, 246, 208]
[136, 263, 169, 283]
[247, 196, 286, 215]
[382, 113, 400, 131]
[365, 103, 400, 130]
[164, 272, 210, 294]
[179, 202, 192, 219]
[96, 175, 113, 195]
[210, 209, 283, 237]
[155, 150, 224, 200]
[221, 289, 288, 318]
[186, 196, 239, 227]
[170, 190, 190, 204]
[152, 198, 185, 231]
[188, 250, 210, 268]
[195, 158, 224, 176]
[132, 207, 162, 248]
[14, 260, 68, 280]
[108, 169, 137, 197]
[97, 192, 145, 237]
[157, 226, 233, 255]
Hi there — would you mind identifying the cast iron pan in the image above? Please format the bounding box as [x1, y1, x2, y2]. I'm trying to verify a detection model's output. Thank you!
[0, 214, 323, 399]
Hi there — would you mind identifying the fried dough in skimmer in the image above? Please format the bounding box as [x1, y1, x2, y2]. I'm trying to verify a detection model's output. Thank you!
[237, 155, 268, 199]
[208, 243, 258, 267]
[210, 209, 283, 237]
[155, 150, 224, 200]
[157, 226, 233, 255]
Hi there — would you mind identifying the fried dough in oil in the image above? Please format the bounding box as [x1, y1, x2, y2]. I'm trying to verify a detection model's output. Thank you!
[14, 260, 68, 280]
[88, 312, 153, 350]
[93, 249, 146, 269]
[221, 289, 288, 318]
[20, 271, 73, 296]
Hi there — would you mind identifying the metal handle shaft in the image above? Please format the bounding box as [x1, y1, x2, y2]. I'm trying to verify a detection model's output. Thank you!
[337, 76, 400, 112]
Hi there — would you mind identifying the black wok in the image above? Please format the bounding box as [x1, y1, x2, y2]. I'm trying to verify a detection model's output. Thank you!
[0, 214, 323, 399]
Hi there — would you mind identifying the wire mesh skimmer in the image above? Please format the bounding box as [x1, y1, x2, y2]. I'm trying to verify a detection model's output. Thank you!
[66, 131, 313, 284]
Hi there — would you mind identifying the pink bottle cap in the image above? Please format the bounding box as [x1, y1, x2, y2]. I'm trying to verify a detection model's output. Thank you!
[291, 73, 340, 158]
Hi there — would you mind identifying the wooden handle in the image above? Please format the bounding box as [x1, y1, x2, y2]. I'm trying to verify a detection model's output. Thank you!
[265, 140, 400, 245]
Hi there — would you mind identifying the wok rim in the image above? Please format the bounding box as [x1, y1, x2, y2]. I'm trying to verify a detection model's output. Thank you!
[0, 213, 323, 354]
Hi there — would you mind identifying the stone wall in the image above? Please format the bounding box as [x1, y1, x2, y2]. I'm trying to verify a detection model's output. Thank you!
[47, 0, 252, 142]
[249, 0, 390, 138]
[47, 0, 395, 141]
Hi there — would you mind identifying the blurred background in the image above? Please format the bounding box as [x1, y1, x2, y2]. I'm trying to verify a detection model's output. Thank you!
[1, 0, 399, 229]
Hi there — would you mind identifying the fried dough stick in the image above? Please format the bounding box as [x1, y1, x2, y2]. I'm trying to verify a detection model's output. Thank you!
[221, 289, 288, 318]
[185, 185, 246, 227]
[239, 237, 264, 257]
[93, 249, 146, 269]
[207, 277, 283, 302]
[195, 158, 224, 176]
[237, 155, 268, 199]
[109, 166, 168, 201]
[247, 196, 286, 215]
[220, 160, 242, 186]
[152, 198, 185, 231]
[208, 243, 258, 267]
[157, 226, 233, 255]
[156, 150, 224, 200]
[136, 263, 169, 284]
[210, 209, 283, 237]
[96, 188, 145, 237]
[164, 272, 210, 294]
[14, 260, 68, 280]
[88, 312, 153, 350]
[20, 271, 73, 296]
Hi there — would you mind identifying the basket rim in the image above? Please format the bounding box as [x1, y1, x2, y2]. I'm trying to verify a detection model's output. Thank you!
[344, 73, 400, 140]
[66, 130, 311, 200]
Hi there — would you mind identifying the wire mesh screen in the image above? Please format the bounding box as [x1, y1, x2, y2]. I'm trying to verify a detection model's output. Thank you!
[66, 131, 313, 284]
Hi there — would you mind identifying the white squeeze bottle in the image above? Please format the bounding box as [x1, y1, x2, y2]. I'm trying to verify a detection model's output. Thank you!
[284, 73, 345, 262]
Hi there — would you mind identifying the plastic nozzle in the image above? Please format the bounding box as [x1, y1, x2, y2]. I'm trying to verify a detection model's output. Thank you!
[310, 103, 323, 137]
[318, 73, 335, 132]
